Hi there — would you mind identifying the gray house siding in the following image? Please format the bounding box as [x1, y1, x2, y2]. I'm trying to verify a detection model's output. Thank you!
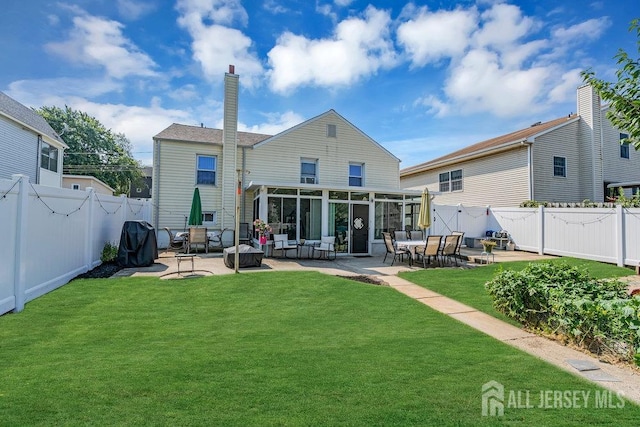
[531, 121, 583, 202]
[0, 114, 38, 181]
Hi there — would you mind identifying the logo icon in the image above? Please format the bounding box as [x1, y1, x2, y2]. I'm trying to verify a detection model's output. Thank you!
[482, 380, 504, 417]
[353, 217, 364, 229]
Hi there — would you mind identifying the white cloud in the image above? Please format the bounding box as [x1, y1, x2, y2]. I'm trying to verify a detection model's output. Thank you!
[473, 3, 536, 49]
[397, 7, 477, 67]
[70, 99, 193, 166]
[552, 17, 610, 43]
[116, 0, 155, 20]
[45, 14, 157, 79]
[408, 2, 609, 118]
[267, 6, 397, 93]
[176, 0, 263, 88]
[239, 111, 306, 135]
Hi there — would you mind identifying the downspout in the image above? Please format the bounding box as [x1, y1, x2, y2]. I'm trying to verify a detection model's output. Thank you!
[241, 146, 247, 221]
[36, 135, 42, 184]
[153, 139, 160, 230]
[527, 141, 533, 200]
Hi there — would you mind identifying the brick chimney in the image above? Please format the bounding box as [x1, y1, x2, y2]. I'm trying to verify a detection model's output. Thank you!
[221, 65, 239, 229]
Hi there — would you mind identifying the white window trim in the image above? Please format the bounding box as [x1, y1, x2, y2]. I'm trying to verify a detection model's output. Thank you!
[553, 156, 567, 178]
[196, 154, 217, 185]
[300, 158, 318, 184]
[349, 162, 364, 187]
[202, 211, 217, 225]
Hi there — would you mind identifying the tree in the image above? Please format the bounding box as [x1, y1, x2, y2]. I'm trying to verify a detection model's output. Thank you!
[37, 106, 142, 195]
[581, 19, 640, 150]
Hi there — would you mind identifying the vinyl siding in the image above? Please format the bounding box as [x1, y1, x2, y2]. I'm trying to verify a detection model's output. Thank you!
[401, 146, 530, 207]
[601, 110, 640, 186]
[246, 112, 399, 189]
[0, 114, 38, 181]
[155, 140, 224, 230]
[531, 121, 583, 202]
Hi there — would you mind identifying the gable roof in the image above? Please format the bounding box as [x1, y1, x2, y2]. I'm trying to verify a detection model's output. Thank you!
[153, 123, 271, 147]
[253, 109, 400, 162]
[0, 91, 67, 147]
[401, 114, 579, 177]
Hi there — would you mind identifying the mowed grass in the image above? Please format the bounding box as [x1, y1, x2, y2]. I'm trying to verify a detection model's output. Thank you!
[399, 257, 635, 326]
[1, 271, 638, 426]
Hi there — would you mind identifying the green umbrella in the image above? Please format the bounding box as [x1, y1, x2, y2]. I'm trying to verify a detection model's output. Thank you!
[418, 188, 431, 230]
[188, 188, 203, 226]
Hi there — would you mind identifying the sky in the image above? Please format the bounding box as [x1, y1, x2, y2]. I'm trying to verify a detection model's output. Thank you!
[1, 0, 637, 168]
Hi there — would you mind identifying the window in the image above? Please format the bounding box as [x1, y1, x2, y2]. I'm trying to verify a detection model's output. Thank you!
[553, 156, 566, 177]
[620, 133, 630, 159]
[451, 169, 463, 191]
[72, 184, 80, 190]
[196, 155, 216, 185]
[374, 201, 402, 239]
[40, 141, 58, 172]
[439, 172, 450, 192]
[439, 169, 462, 192]
[202, 211, 217, 224]
[349, 163, 363, 187]
[300, 158, 317, 184]
[327, 124, 337, 138]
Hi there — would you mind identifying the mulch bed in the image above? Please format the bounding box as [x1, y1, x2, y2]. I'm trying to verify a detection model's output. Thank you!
[338, 275, 387, 286]
[72, 262, 124, 280]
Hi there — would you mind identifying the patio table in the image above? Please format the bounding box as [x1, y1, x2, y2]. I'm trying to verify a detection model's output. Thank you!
[395, 240, 428, 261]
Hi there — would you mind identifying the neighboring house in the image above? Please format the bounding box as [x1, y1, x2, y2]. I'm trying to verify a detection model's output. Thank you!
[0, 91, 67, 187]
[152, 66, 420, 255]
[62, 174, 115, 195]
[129, 166, 152, 199]
[400, 85, 640, 207]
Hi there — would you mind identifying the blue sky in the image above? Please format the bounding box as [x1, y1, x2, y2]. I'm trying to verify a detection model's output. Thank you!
[1, 0, 637, 167]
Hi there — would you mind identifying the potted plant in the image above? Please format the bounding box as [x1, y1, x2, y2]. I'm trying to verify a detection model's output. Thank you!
[253, 219, 272, 245]
[480, 239, 497, 253]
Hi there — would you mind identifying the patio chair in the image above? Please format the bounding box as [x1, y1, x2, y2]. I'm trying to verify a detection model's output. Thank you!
[239, 222, 251, 245]
[273, 234, 297, 258]
[163, 227, 185, 253]
[187, 227, 208, 253]
[415, 235, 442, 268]
[410, 230, 423, 241]
[440, 234, 461, 266]
[382, 232, 410, 266]
[394, 230, 408, 241]
[452, 231, 465, 263]
[313, 236, 336, 260]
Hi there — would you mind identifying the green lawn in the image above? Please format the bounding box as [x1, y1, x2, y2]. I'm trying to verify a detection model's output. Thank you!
[1, 271, 638, 426]
[399, 257, 635, 326]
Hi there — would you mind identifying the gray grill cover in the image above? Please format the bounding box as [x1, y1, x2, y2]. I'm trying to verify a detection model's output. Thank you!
[117, 221, 158, 267]
[224, 244, 264, 268]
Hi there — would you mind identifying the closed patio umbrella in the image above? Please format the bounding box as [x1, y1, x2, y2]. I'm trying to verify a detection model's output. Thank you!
[418, 188, 431, 230]
[188, 187, 203, 226]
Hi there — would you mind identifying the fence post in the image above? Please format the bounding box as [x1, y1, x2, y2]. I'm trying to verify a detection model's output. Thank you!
[538, 205, 545, 255]
[121, 194, 128, 222]
[616, 204, 624, 267]
[12, 174, 28, 313]
[85, 187, 95, 270]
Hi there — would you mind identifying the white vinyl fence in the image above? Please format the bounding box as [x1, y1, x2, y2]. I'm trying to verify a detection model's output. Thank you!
[0, 175, 151, 315]
[430, 203, 640, 268]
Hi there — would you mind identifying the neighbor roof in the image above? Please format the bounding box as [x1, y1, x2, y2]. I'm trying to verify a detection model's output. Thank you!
[401, 114, 579, 177]
[153, 123, 271, 147]
[0, 91, 66, 146]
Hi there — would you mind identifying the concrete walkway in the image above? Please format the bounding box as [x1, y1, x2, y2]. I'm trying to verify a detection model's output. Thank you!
[115, 248, 640, 405]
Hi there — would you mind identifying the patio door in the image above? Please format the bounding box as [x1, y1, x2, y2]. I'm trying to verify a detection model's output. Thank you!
[351, 204, 369, 254]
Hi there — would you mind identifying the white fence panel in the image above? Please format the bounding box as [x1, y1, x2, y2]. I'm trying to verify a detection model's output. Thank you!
[431, 204, 460, 235]
[0, 179, 19, 313]
[492, 208, 539, 252]
[623, 208, 640, 266]
[543, 208, 617, 264]
[23, 184, 90, 302]
[458, 205, 490, 239]
[1, 175, 151, 315]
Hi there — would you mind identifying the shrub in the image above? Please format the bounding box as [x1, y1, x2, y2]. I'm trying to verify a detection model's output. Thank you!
[101, 241, 119, 263]
[485, 262, 639, 364]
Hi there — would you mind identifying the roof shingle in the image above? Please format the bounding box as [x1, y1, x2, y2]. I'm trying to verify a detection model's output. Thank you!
[153, 123, 271, 147]
[401, 114, 578, 176]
